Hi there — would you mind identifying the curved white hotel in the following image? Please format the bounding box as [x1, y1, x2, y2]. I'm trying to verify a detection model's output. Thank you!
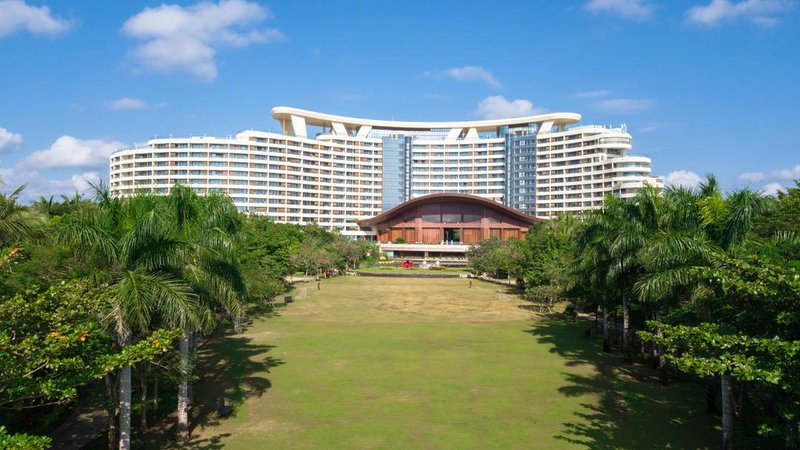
[110, 106, 662, 237]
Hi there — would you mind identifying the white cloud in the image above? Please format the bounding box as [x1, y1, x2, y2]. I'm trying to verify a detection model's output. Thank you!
[0, 167, 103, 202]
[0, 0, 71, 38]
[571, 90, 654, 114]
[666, 170, 703, 189]
[108, 97, 166, 111]
[761, 182, 785, 196]
[441, 66, 501, 89]
[739, 165, 800, 196]
[571, 89, 612, 99]
[585, 0, 655, 20]
[687, 0, 794, 26]
[0, 127, 23, 153]
[63, 171, 102, 192]
[740, 164, 800, 183]
[593, 98, 654, 114]
[475, 96, 546, 120]
[20, 136, 125, 169]
[122, 0, 284, 80]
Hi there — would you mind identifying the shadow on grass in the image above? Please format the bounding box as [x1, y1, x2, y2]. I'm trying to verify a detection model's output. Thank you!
[525, 318, 717, 450]
[246, 301, 286, 319]
[135, 328, 283, 449]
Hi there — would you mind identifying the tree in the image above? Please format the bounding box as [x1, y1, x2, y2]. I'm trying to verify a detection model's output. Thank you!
[753, 180, 800, 264]
[523, 214, 582, 289]
[238, 218, 302, 301]
[467, 237, 512, 279]
[575, 211, 616, 352]
[626, 177, 785, 449]
[57, 189, 206, 450]
[0, 280, 178, 410]
[165, 186, 246, 440]
[575, 189, 660, 361]
[0, 184, 38, 247]
[333, 239, 368, 270]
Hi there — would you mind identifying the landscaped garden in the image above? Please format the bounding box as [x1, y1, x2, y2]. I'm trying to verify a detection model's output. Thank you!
[3, 179, 799, 449]
[157, 276, 718, 449]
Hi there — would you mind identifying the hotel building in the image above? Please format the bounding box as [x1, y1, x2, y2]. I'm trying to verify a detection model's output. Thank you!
[109, 106, 662, 238]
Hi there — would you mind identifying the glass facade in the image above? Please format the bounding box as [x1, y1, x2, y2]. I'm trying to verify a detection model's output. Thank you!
[381, 136, 411, 211]
[503, 125, 538, 212]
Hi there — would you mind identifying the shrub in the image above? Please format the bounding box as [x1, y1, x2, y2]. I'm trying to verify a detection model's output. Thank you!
[0, 426, 51, 450]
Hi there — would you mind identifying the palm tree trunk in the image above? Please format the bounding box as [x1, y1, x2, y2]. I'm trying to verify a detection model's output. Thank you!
[139, 364, 148, 432]
[118, 364, 132, 450]
[602, 306, 611, 353]
[721, 374, 734, 450]
[622, 293, 631, 362]
[187, 331, 195, 407]
[177, 331, 190, 439]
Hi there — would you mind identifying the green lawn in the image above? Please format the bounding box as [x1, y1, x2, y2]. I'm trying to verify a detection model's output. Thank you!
[145, 277, 718, 449]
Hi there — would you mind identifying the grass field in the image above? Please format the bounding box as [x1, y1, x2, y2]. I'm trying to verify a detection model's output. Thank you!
[142, 277, 718, 449]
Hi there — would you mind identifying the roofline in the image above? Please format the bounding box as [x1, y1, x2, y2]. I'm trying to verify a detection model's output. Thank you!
[272, 106, 581, 132]
[357, 193, 541, 227]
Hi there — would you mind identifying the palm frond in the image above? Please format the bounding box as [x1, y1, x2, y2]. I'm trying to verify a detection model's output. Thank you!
[634, 267, 699, 302]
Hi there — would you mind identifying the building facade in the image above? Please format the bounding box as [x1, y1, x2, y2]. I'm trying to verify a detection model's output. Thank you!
[358, 193, 539, 245]
[109, 106, 662, 238]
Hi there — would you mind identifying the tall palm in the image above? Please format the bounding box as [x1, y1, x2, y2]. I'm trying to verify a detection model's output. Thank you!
[0, 184, 35, 246]
[31, 195, 55, 217]
[635, 175, 768, 449]
[58, 189, 206, 450]
[634, 186, 715, 384]
[166, 186, 246, 439]
[575, 211, 615, 353]
[591, 186, 661, 362]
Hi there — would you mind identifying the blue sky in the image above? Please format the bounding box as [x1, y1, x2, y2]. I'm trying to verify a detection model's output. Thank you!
[0, 0, 798, 201]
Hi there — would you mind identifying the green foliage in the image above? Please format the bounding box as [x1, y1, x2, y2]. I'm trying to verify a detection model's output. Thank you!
[522, 283, 563, 312]
[522, 214, 582, 288]
[466, 236, 532, 281]
[0, 426, 51, 450]
[0, 184, 40, 248]
[567, 176, 800, 446]
[0, 280, 180, 408]
[638, 254, 800, 446]
[640, 322, 800, 382]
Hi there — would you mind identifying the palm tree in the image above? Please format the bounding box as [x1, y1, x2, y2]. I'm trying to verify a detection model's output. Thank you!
[575, 211, 615, 353]
[31, 195, 55, 217]
[576, 186, 665, 361]
[0, 184, 35, 247]
[635, 175, 768, 449]
[165, 186, 246, 439]
[634, 186, 715, 384]
[579, 188, 655, 361]
[58, 188, 206, 450]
